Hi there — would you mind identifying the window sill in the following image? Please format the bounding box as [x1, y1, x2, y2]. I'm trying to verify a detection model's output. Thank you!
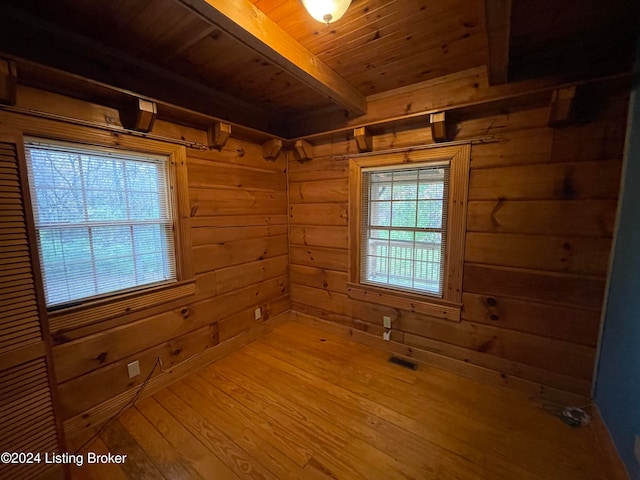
[346, 282, 461, 322]
[48, 279, 196, 334]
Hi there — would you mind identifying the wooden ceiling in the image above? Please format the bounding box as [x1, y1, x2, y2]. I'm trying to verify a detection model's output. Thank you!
[0, 0, 638, 138]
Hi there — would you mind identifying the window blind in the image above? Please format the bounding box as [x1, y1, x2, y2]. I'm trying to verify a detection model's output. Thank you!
[24, 139, 176, 308]
[361, 163, 449, 296]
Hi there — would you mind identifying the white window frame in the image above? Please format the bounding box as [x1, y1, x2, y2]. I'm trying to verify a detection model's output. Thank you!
[360, 162, 449, 297]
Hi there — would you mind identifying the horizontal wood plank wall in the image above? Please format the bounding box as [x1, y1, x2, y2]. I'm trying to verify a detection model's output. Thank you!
[57, 140, 289, 429]
[0, 88, 290, 441]
[288, 89, 628, 397]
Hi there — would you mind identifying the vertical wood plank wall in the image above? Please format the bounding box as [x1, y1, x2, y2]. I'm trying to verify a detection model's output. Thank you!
[0, 88, 290, 442]
[288, 88, 628, 397]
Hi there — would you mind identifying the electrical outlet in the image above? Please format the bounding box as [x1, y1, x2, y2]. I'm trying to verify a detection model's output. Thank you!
[383, 316, 392, 329]
[634, 435, 640, 463]
[383, 331, 391, 341]
[127, 360, 140, 379]
[255, 307, 262, 320]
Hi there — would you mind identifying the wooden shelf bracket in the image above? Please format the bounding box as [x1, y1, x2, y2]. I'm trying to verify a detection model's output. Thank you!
[0, 59, 17, 106]
[430, 112, 448, 142]
[354, 126, 373, 153]
[120, 98, 157, 133]
[207, 121, 231, 150]
[262, 138, 283, 160]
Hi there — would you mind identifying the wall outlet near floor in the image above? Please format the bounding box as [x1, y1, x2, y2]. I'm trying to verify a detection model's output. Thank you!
[255, 307, 262, 320]
[127, 360, 140, 379]
[634, 435, 640, 463]
[383, 316, 392, 329]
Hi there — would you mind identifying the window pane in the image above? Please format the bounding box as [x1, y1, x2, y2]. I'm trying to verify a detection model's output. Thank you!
[25, 141, 176, 308]
[392, 182, 417, 200]
[418, 181, 444, 199]
[35, 188, 85, 224]
[390, 230, 414, 241]
[417, 200, 443, 229]
[391, 201, 416, 227]
[370, 182, 391, 201]
[128, 191, 161, 220]
[370, 201, 391, 227]
[362, 164, 448, 296]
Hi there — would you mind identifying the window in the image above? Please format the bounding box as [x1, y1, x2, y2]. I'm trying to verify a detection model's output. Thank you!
[362, 164, 448, 296]
[24, 139, 177, 308]
[348, 144, 470, 321]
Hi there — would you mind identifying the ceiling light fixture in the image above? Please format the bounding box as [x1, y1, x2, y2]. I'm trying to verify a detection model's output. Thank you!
[302, 0, 352, 24]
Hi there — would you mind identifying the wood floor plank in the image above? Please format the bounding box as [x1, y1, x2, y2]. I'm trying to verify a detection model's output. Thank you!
[258, 325, 608, 479]
[249, 334, 496, 456]
[228, 344, 485, 479]
[206, 356, 425, 479]
[178, 375, 317, 480]
[135, 397, 241, 480]
[71, 321, 615, 480]
[70, 437, 129, 480]
[118, 407, 204, 480]
[100, 420, 165, 480]
[154, 388, 277, 480]
[201, 360, 366, 480]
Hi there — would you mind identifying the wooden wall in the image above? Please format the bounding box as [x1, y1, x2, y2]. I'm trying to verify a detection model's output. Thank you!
[288, 87, 629, 397]
[0, 87, 290, 442]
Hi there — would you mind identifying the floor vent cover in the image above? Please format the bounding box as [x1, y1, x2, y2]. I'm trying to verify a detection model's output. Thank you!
[388, 356, 418, 370]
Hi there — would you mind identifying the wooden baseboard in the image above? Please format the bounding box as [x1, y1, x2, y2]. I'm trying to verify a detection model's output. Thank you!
[65, 311, 291, 443]
[291, 310, 589, 407]
[591, 405, 631, 480]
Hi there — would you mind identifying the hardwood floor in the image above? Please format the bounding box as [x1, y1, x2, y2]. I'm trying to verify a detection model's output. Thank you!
[70, 321, 614, 479]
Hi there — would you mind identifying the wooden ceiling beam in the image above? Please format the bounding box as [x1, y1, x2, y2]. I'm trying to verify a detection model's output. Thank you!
[484, 0, 512, 85]
[177, 0, 367, 116]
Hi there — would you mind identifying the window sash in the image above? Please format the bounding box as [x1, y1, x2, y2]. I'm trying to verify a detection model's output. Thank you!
[361, 163, 449, 297]
[24, 139, 177, 308]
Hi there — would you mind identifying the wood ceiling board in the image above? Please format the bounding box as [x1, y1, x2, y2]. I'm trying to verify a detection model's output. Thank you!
[167, 32, 334, 114]
[300, 0, 479, 52]
[0, 5, 283, 135]
[509, 0, 640, 79]
[318, 12, 482, 68]
[251, 0, 487, 93]
[177, 0, 367, 115]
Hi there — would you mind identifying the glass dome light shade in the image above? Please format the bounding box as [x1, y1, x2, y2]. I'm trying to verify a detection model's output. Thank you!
[302, 0, 352, 24]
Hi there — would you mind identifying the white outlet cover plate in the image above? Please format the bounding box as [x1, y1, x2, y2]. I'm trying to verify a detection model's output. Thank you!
[255, 307, 262, 320]
[383, 316, 392, 329]
[127, 360, 141, 378]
